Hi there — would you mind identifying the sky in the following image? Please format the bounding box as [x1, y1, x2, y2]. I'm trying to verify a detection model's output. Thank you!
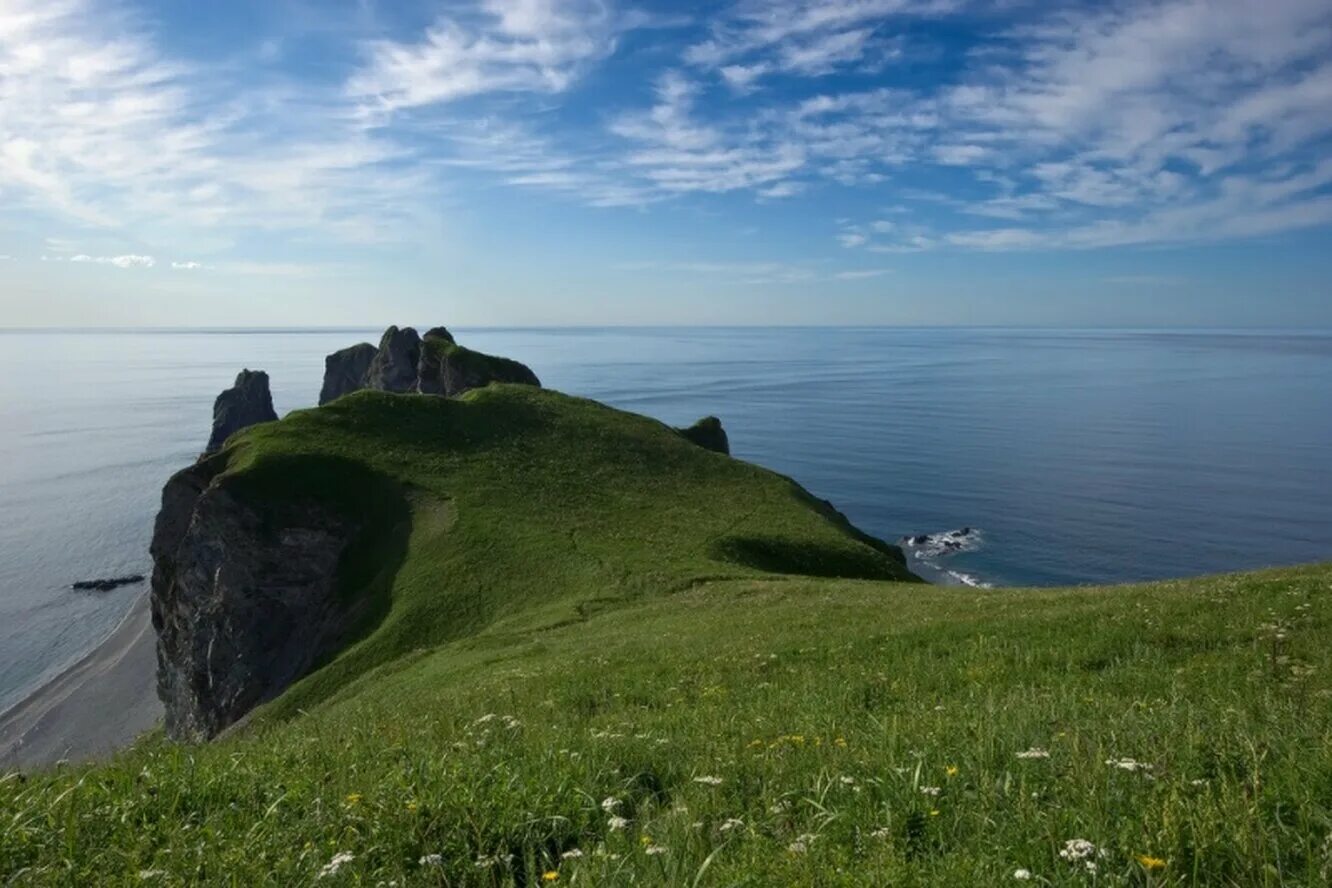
[1, 0, 1331, 327]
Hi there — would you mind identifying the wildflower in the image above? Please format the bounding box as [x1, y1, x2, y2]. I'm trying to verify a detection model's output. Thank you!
[138, 872, 165, 881]
[694, 775, 723, 786]
[719, 818, 745, 832]
[929, 809, 940, 817]
[419, 854, 443, 866]
[1059, 839, 1098, 862]
[768, 800, 790, 814]
[788, 833, 817, 854]
[344, 793, 362, 806]
[835, 736, 848, 747]
[645, 845, 668, 856]
[601, 796, 621, 813]
[1084, 861, 1098, 873]
[920, 786, 942, 796]
[474, 854, 513, 869]
[561, 849, 584, 860]
[1016, 748, 1050, 760]
[542, 871, 559, 882]
[640, 835, 653, 846]
[473, 713, 498, 725]
[405, 800, 419, 813]
[946, 765, 959, 777]
[1137, 855, 1167, 871]
[1013, 869, 1032, 881]
[318, 851, 354, 879]
[1105, 758, 1152, 773]
[870, 827, 891, 840]
[839, 776, 856, 786]
[607, 816, 630, 831]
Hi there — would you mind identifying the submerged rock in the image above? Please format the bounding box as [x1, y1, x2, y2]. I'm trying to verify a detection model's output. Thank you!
[150, 458, 362, 741]
[677, 416, 730, 455]
[205, 369, 278, 454]
[72, 574, 145, 592]
[416, 340, 541, 397]
[365, 326, 422, 393]
[319, 342, 378, 405]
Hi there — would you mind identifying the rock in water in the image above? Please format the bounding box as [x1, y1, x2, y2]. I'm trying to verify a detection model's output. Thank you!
[149, 457, 364, 741]
[678, 416, 730, 455]
[319, 342, 378, 405]
[416, 339, 541, 396]
[422, 326, 455, 344]
[205, 369, 278, 454]
[365, 326, 422, 393]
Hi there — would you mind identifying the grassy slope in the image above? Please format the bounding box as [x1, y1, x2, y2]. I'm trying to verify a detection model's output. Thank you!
[3, 389, 1330, 886]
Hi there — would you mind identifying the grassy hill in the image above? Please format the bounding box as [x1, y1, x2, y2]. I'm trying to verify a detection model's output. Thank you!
[2, 388, 1330, 885]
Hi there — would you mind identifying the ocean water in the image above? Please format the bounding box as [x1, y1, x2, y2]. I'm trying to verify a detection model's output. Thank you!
[1, 327, 1330, 713]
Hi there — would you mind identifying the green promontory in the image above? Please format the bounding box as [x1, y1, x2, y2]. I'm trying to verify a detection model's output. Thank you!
[4, 385, 1330, 885]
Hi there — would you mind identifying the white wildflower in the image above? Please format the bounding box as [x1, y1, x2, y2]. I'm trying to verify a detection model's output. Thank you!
[1059, 839, 1098, 862]
[719, 818, 745, 832]
[870, 827, 892, 840]
[1016, 747, 1050, 759]
[1084, 861, 1098, 873]
[693, 775, 723, 786]
[608, 815, 631, 831]
[645, 845, 667, 856]
[419, 854, 443, 867]
[1013, 869, 1032, 881]
[601, 796, 621, 813]
[318, 851, 354, 879]
[788, 833, 817, 854]
[920, 786, 942, 796]
[839, 776, 857, 786]
[1105, 758, 1152, 773]
[561, 849, 584, 860]
[473, 713, 498, 725]
[768, 800, 790, 814]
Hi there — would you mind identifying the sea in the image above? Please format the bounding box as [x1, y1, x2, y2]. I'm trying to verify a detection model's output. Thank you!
[2, 327, 1330, 714]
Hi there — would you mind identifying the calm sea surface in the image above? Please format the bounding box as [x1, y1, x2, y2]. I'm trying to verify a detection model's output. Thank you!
[1, 327, 1330, 712]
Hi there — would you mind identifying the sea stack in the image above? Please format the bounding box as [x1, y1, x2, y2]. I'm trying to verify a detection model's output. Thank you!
[678, 415, 730, 455]
[319, 342, 378, 405]
[205, 369, 278, 454]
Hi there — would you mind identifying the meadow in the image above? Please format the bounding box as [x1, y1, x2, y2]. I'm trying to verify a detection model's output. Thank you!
[2, 387, 1328, 885]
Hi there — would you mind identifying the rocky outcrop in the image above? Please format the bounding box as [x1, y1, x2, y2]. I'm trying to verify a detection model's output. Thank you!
[205, 370, 277, 454]
[678, 416, 730, 455]
[416, 341, 541, 396]
[365, 326, 422, 393]
[423, 326, 455, 344]
[149, 458, 362, 741]
[319, 343, 378, 405]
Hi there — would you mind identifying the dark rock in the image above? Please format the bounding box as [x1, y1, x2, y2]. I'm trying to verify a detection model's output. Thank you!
[319, 343, 378, 405]
[365, 326, 422, 393]
[205, 369, 278, 454]
[72, 574, 145, 592]
[422, 326, 455, 344]
[416, 340, 541, 397]
[677, 416, 730, 455]
[149, 457, 360, 741]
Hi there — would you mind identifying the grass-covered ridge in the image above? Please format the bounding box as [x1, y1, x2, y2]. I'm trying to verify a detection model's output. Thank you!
[3, 388, 1330, 885]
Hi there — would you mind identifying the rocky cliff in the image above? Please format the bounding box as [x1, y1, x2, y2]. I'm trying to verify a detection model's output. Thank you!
[205, 369, 277, 454]
[316, 325, 538, 403]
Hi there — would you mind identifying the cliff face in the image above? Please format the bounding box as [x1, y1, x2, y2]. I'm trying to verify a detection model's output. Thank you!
[319, 343, 378, 405]
[149, 458, 361, 741]
[206, 370, 277, 454]
[416, 340, 542, 396]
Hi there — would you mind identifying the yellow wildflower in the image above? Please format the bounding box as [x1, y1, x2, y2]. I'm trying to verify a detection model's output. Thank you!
[835, 736, 848, 748]
[929, 809, 940, 817]
[946, 765, 959, 777]
[344, 793, 362, 806]
[1137, 855, 1166, 871]
[405, 800, 419, 813]
[542, 871, 559, 882]
[640, 834, 653, 846]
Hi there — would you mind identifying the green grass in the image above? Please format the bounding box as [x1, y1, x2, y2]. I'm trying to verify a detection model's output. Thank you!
[3, 387, 1330, 885]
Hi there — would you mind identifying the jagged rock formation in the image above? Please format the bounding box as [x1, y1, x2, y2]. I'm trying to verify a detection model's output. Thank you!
[416, 339, 541, 396]
[205, 370, 277, 454]
[319, 343, 378, 405]
[678, 416, 730, 455]
[149, 457, 366, 741]
[365, 326, 422, 393]
[317, 326, 539, 402]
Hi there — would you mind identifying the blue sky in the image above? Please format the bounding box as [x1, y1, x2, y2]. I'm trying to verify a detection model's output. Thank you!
[2, 0, 1331, 327]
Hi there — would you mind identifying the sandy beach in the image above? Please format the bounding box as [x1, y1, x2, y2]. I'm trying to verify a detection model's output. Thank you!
[0, 591, 162, 771]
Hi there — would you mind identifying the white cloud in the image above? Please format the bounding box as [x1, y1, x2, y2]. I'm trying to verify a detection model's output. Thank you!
[838, 232, 867, 247]
[68, 253, 156, 268]
[834, 268, 891, 279]
[347, 0, 619, 118]
[171, 260, 207, 270]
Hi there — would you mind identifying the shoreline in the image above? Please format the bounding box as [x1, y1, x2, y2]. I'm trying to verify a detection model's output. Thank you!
[0, 590, 162, 772]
